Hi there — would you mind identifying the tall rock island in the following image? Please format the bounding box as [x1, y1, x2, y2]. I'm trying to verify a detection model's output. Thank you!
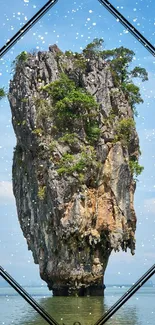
[8, 41, 144, 296]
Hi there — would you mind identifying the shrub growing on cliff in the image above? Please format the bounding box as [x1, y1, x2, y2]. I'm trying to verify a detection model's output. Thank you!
[0, 87, 6, 100]
[130, 67, 148, 82]
[41, 74, 100, 143]
[65, 50, 74, 58]
[83, 38, 104, 59]
[12, 51, 28, 71]
[41, 73, 75, 103]
[100, 46, 148, 84]
[56, 146, 99, 184]
[82, 41, 148, 115]
[121, 83, 144, 116]
[85, 121, 101, 143]
[54, 88, 98, 126]
[38, 185, 46, 200]
[129, 158, 144, 178]
[114, 118, 135, 146]
[32, 128, 43, 137]
[59, 133, 77, 145]
[107, 47, 147, 114]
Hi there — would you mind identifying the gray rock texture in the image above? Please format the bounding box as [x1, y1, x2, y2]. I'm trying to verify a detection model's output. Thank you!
[8, 44, 139, 296]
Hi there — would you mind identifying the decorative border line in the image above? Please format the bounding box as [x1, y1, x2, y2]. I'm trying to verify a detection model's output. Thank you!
[94, 264, 155, 325]
[0, 266, 59, 325]
[0, 1, 155, 325]
[0, 0, 155, 58]
[98, 0, 155, 56]
[1, 264, 154, 325]
[0, 0, 58, 58]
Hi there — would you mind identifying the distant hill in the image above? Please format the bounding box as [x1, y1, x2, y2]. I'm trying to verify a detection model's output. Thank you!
[106, 281, 154, 287]
[0, 280, 154, 288]
[0, 280, 45, 287]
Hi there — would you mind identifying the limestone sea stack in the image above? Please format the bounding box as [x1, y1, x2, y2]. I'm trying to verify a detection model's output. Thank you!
[8, 44, 140, 296]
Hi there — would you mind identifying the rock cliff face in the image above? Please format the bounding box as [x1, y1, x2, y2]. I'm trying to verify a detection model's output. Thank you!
[8, 44, 139, 296]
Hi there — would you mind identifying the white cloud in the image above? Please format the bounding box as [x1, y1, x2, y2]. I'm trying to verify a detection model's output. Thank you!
[143, 198, 155, 213]
[0, 181, 15, 202]
[143, 252, 155, 259]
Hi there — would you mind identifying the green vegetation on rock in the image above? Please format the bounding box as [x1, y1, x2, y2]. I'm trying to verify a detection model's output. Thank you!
[59, 133, 77, 145]
[41, 73, 75, 103]
[12, 51, 28, 71]
[21, 98, 29, 103]
[28, 39, 147, 183]
[82, 41, 148, 116]
[83, 38, 104, 59]
[129, 158, 144, 178]
[38, 185, 46, 200]
[100, 47, 147, 115]
[0, 87, 6, 100]
[121, 83, 143, 116]
[40, 73, 100, 143]
[56, 146, 100, 184]
[32, 128, 43, 137]
[114, 118, 135, 146]
[64, 50, 74, 58]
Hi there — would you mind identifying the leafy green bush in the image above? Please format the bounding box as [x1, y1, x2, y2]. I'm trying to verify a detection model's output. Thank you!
[59, 133, 77, 145]
[114, 118, 135, 146]
[55, 51, 63, 60]
[86, 44, 148, 115]
[130, 67, 148, 82]
[85, 122, 101, 143]
[21, 98, 28, 103]
[73, 56, 87, 71]
[56, 147, 99, 181]
[122, 83, 143, 115]
[37, 74, 101, 151]
[107, 108, 118, 124]
[22, 120, 26, 126]
[57, 153, 75, 175]
[49, 140, 57, 152]
[65, 50, 74, 58]
[129, 159, 144, 178]
[32, 128, 43, 136]
[0, 87, 6, 100]
[12, 51, 28, 71]
[83, 38, 104, 59]
[41, 73, 75, 103]
[38, 185, 46, 200]
[42, 75, 100, 136]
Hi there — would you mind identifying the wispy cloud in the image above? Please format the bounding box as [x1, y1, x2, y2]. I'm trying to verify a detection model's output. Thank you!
[143, 252, 155, 259]
[0, 181, 15, 202]
[143, 197, 155, 213]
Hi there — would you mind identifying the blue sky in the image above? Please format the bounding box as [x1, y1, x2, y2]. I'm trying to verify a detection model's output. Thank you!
[0, 0, 155, 286]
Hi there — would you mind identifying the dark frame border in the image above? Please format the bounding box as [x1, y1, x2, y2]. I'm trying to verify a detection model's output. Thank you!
[0, 0, 155, 58]
[0, 1, 155, 325]
[0, 0, 58, 58]
[0, 266, 59, 325]
[1, 264, 155, 325]
[98, 0, 155, 56]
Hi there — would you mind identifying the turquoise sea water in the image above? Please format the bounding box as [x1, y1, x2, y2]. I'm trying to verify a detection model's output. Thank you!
[0, 286, 155, 325]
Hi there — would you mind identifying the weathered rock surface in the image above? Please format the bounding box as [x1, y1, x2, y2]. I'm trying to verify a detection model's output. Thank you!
[8, 44, 139, 296]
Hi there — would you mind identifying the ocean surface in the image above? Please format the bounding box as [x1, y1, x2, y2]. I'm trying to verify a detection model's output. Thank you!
[0, 286, 154, 325]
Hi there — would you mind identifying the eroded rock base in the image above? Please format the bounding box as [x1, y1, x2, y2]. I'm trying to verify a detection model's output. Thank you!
[50, 285, 106, 296]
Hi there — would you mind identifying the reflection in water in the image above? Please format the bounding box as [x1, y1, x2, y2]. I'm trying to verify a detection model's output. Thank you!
[22, 296, 139, 325]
